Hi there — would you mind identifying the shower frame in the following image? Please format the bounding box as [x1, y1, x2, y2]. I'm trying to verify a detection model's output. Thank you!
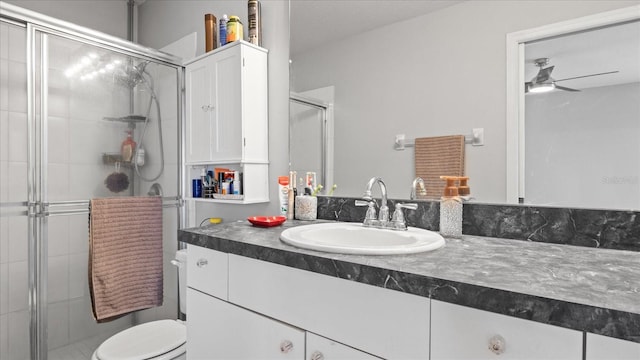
[0, 3, 186, 359]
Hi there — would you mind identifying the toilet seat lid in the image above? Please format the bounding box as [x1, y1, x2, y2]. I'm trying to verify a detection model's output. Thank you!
[96, 320, 186, 360]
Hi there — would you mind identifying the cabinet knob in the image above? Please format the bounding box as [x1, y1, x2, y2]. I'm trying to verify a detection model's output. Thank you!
[280, 340, 294, 353]
[310, 351, 324, 360]
[196, 259, 208, 267]
[488, 334, 506, 355]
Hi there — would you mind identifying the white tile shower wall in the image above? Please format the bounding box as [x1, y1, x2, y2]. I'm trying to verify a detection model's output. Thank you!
[0, 263, 7, 315]
[7, 261, 27, 313]
[8, 310, 29, 360]
[48, 301, 70, 350]
[0, 314, 8, 360]
[48, 216, 69, 257]
[8, 216, 27, 262]
[0, 215, 7, 264]
[47, 116, 70, 164]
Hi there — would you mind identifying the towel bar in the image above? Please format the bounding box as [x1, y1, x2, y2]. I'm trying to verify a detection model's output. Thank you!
[394, 129, 484, 150]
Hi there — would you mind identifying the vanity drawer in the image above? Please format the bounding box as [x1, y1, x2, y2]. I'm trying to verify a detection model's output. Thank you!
[228, 254, 430, 359]
[431, 299, 583, 359]
[187, 245, 228, 300]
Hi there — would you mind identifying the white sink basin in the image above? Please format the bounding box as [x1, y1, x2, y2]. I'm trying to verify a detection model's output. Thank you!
[280, 222, 445, 255]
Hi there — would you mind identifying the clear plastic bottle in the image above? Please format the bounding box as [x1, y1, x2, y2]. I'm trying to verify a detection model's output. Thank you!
[439, 176, 462, 238]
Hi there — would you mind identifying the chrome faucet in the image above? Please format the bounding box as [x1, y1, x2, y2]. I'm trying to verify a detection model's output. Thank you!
[355, 177, 418, 231]
[362, 177, 389, 224]
[410, 177, 426, 200]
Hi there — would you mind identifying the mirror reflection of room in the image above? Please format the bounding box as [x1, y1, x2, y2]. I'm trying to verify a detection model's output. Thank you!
[523, 21, 640, 209]
[289, 1, 640, 211]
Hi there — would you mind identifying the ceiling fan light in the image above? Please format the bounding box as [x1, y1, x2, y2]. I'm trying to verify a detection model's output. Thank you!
[528, 82, 555, 93]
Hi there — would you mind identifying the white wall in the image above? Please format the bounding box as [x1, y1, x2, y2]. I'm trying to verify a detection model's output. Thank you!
[291, 0, 639, 202]
[138, 0, 290, 222]
[4, 0, 128, 39]
[525, 83, 640, 210]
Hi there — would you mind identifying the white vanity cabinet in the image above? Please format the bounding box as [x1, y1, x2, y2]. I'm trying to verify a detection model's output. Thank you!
[185, 245, 430, 359]
[227, 254, 431, 359]
[306, 333, 382, 360]
[585, 333, 640, 360]
[187, 288, 305, 359]
[184, 41, 269, 204]
[185, 244, 637, 360]
[430, 300, 584, 359]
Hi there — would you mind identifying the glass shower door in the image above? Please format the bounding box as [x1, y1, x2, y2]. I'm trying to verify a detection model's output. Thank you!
[33, 28, 180, 360]
[0, 19, 31, 360]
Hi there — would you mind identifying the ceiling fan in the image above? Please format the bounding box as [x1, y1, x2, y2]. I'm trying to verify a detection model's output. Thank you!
[525, 57, 619, 93]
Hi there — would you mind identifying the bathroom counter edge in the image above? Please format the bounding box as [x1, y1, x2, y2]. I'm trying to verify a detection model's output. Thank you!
[178, 220, 640, 343]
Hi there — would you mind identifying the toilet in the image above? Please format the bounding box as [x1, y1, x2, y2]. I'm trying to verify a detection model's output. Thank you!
[91, 249, 188, 360]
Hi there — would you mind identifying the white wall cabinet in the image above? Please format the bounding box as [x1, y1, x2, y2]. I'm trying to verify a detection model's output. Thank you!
[586, 333, 640, 360]
[431, 300, 583, 359]
[184, 41, 269, 204]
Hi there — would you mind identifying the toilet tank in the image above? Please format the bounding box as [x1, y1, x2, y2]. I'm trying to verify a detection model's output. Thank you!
[174, 249, 188, 314]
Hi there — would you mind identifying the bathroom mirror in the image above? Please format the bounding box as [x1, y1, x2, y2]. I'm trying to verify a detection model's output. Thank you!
[289, 1, 640, 210]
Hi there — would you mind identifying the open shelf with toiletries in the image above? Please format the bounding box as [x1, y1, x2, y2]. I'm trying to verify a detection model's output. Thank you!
[184, 41, 269, 204]
[186, 162, 268, 204]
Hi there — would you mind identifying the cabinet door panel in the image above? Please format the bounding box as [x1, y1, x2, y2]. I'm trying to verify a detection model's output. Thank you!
[228, 255, 430, 359]
[186, 245, 228, 300]
[212, 49, 242, 162]
[187, 288, 305, 360]
[306, 333, 381, 360]
[431, 300, 583, 359]
[185, 60, 213, 163]
[586, 333, 640, 360]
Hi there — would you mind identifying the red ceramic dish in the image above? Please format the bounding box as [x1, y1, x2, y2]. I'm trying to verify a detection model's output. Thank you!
[247, 215, 287, 227]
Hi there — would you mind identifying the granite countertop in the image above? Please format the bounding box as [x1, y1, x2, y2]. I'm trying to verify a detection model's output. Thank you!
[178, 219, 640, 343]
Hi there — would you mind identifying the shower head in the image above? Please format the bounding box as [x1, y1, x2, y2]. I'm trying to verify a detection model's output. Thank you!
[110, 60, 150, 89]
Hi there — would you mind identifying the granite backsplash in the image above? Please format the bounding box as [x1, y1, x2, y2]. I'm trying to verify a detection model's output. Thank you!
[316, 196, 640, 252]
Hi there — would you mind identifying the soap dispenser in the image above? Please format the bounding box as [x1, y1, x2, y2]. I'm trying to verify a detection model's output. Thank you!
[439, 176, 462, 238]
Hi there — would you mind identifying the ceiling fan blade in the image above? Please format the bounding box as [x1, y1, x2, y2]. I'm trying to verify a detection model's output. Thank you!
[535, 66, 554, 83]
[555, 85, 580, 92]
[555, 70, 619, 82]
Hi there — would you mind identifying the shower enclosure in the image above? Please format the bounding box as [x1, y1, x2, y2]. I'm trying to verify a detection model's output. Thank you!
[0, 3, 183, 360]
[289, 91, 334, 193]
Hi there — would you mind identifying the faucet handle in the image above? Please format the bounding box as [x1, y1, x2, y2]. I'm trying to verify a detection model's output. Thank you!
[354, 200, 370, 207]
[391, 203, 418, 230]
[356, 200, 378, 226]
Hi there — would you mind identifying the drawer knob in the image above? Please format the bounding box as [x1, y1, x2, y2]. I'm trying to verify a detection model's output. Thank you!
[196, 259, 208, 267]
[310, 351, 324, 360]
[489, 334, 506, 355]
[280, 340, 294, 353]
